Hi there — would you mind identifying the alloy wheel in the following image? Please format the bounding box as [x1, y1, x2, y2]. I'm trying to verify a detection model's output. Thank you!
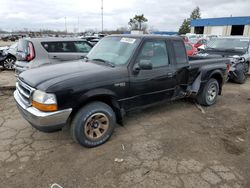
[3, 57, 15, 70]
[84, 113, 109, 140]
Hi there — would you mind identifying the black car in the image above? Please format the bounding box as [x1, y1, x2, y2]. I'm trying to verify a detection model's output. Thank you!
[195, 37, 250, 84]
[14, 35, 229, 147]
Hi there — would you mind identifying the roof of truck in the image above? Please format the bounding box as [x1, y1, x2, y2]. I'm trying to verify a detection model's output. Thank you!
[108, 34, 182, 40]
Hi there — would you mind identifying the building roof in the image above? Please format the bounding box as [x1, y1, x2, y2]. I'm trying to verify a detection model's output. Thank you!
[191, 16, 250, 27]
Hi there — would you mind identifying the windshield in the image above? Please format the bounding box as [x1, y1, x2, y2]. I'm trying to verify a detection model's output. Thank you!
[206, 38, 250, 51]
[87, 36, 141, 65]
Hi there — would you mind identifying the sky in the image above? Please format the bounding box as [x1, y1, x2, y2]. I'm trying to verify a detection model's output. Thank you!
[0, 0, 250, 32]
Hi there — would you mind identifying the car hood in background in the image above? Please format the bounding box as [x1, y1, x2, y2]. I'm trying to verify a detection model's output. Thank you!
[198, 50, 245, 58]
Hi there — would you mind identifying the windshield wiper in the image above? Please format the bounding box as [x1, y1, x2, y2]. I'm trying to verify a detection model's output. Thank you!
[91, 58, 115, 67]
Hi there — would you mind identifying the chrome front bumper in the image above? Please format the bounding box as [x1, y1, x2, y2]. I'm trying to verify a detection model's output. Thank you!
[14, 90, 72, 128]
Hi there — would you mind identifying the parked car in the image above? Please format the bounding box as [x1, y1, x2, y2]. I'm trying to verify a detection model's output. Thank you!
[81, 36, 100, 46]
[14, 35, 229, 147]
[193, 38, 207, 48]
[185, 42, 198, 56]
[15, 38, 93, 75]
[0, 42, 18, 70]
[196, 36, 250, 84]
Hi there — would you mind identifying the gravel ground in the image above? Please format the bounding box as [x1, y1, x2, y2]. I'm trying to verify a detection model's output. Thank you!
[0, 40, 15, 47]
[0, 79, 249, 188]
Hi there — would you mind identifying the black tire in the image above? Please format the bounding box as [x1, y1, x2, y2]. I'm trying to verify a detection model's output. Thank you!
[71, 101, 116, 148]
[231, 62, 248, 84]
[232, 71, 247, 84]
[3, 56, 16, 70]
[196, 78, 219, 106]
[245, 62, 249, 73]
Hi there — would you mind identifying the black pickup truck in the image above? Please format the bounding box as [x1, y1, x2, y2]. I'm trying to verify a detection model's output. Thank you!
[14, 35, 229, 147]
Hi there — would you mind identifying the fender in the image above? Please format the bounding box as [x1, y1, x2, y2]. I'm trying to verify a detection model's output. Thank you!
[77, 88, 118, 106]
[76, 88, 124, 124]
[189, 69, 224, 94]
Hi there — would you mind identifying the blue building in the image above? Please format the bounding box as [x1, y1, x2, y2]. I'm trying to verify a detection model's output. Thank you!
[190, 16, 250, 36]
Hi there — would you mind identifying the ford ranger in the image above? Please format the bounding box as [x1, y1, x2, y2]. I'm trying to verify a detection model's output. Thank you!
[14, 35, 229, 147]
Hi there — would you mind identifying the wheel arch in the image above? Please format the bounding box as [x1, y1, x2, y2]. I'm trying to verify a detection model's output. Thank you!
[209, 71, 224, 95]
[70, 89, 123, 125]
[7, 54, 17, 60]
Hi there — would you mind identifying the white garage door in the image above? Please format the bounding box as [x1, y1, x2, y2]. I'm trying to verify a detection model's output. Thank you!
[211, 26, 223, 35]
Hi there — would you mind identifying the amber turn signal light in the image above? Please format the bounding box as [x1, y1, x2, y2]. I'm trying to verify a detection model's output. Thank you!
[32, 101, 58, 112]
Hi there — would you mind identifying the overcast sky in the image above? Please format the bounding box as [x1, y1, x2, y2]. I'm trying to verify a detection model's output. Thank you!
[0, 0, 250, 32]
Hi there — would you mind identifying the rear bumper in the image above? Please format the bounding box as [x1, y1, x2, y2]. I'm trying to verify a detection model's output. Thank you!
[14, 90, 72, 130]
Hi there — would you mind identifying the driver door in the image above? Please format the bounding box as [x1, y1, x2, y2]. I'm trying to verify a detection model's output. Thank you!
[127, 40, 176, 109]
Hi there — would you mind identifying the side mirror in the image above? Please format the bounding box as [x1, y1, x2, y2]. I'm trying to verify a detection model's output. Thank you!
[138, 60, 153, 70]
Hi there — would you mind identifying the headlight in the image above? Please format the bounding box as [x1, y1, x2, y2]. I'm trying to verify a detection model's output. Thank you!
[32, 90, 58, 112]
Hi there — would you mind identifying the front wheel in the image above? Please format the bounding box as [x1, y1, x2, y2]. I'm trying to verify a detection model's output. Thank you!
[196, 78, 219, 106]
[71, 102, 116, 148]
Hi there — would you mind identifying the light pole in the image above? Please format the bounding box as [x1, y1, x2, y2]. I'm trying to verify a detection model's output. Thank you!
[101, 0, 103, 33]
[64, 16, 67, 33]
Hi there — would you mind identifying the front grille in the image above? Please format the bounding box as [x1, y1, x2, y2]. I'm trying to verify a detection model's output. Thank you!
[16, 79, 35, 106]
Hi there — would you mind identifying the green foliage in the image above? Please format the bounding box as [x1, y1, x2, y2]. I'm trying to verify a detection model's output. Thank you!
[178, 19, 190, 34]
[178, 6, 201, 34]
[190, 6, 201, 20]
[128, 14, 148, 30]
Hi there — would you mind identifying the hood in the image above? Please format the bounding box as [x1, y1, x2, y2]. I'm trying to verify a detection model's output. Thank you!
[199, 49, 245, 58]
[19, 60, 116, 89]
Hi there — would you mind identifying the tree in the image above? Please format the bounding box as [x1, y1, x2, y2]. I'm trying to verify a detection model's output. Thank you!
[178, 6, 201, 34]
[190, 6, 201, 20]
[128, 14, 148, 30]
[178, 19, 190, 34]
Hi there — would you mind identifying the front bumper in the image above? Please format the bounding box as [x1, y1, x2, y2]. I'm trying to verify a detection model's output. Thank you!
[14, 90, 72, 129]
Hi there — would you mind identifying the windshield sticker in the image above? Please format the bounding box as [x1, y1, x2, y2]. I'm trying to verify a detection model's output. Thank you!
[120, 38, 136, 44]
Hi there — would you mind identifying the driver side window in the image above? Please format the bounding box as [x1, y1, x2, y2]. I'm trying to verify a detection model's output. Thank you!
[137, 41, 169, 68]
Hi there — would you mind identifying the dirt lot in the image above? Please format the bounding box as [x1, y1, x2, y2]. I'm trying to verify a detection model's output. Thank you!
[0, 78, 250, 188]
[0, 40, 15, 47]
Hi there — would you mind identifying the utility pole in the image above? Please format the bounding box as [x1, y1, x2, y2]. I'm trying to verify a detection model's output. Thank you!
[78, 16, 80, 33]
[65, 16, 67, 33]
[101, 0, 103, 33]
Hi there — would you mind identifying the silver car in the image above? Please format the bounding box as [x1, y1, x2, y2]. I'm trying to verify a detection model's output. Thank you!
[15, 38, 93, 75]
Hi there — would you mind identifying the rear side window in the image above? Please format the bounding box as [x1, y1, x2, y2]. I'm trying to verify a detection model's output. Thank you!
[74, 41, 92, 53]
[41, 41, 76, 53]
[173, 40, 188, 64]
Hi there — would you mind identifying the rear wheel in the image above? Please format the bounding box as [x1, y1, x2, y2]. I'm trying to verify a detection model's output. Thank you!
[196, 78, 219, 106]
[71, 102, 116, 148]
[3, 56, 15, 70]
